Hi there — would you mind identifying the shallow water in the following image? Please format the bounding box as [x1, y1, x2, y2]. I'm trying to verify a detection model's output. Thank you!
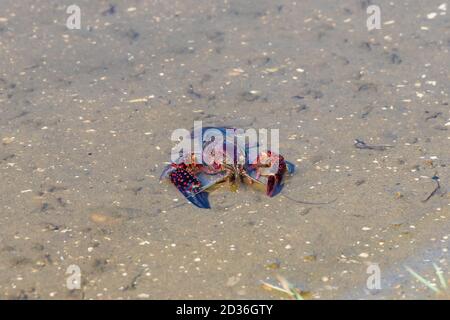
[0, 0, 449, 299]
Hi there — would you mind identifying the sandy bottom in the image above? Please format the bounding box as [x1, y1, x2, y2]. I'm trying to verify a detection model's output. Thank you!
[0, 0, 449, 299]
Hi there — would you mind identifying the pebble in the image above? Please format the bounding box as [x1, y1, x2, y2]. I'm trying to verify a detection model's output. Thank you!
[2, 137, 15, 145]
[90, 212, 121, 225]
[228, 68, 245, 76]
[303, 254, 317, 262]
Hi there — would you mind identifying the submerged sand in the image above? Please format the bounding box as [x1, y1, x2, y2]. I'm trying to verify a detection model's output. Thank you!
[0, 0, 449, 299]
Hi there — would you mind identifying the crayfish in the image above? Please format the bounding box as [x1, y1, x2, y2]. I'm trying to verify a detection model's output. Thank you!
[160, 127, 294, 209]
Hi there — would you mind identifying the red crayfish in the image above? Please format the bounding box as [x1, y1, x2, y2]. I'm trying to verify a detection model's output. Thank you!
[160, 127, 294, 208]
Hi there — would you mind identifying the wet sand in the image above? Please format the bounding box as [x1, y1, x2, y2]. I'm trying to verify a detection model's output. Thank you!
[0, 0, 449, 299]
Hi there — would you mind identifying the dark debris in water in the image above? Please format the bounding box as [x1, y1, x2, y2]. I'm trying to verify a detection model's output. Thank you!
[102, 4, 116, 16]
[354, 139, 393, 151]
[389, 52, 402, 65]
[125, 28, 140, 42]
[358, 83, 377, 93]
[425, 111, 442, 121]
[240, 91, 260, 102]
[422, 174, 445, 203]
[187, 84, 202, 99]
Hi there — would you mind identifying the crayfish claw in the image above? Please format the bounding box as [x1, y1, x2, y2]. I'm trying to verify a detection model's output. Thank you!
[249, 151, 288, 197]
[169, 167, 210, 209]
[267, 175, 276, 197]
[186, 191, 211, 209]
[286, 161, 296, 175]
[266, 174, 284, 197]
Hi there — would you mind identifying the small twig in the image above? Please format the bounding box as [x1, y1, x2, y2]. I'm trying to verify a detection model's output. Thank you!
[425, 112, 442, 121]
[354, 139, 393, 151]
[422, 175, 441, 203]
